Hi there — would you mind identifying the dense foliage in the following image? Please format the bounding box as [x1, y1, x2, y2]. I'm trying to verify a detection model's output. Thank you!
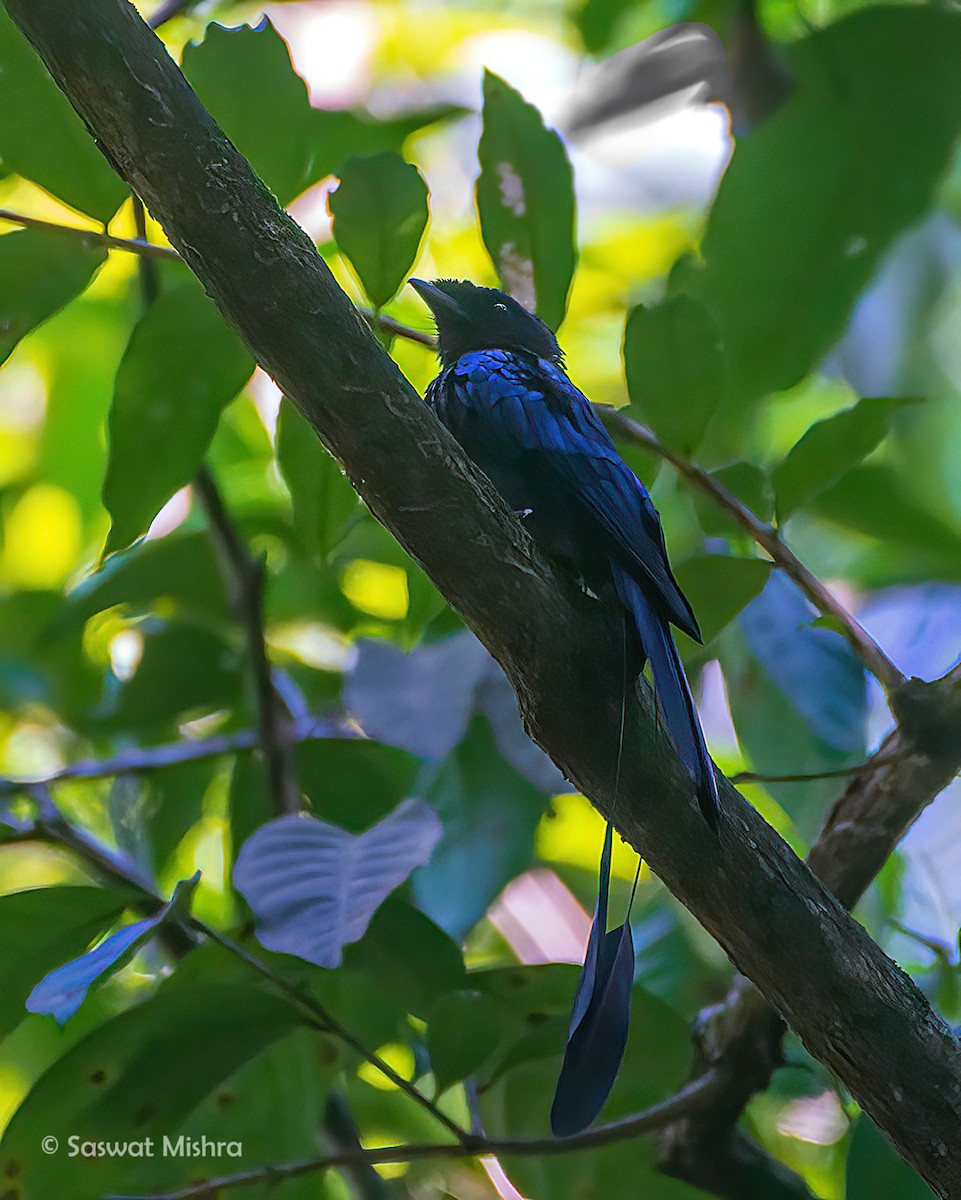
[1, 0, 960, 1197]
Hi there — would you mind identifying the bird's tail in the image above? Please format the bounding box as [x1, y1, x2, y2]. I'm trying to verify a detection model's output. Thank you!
[611, 563, 719, 829]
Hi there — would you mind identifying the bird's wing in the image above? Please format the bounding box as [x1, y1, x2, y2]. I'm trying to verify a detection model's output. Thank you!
[443, 350, 700, 639]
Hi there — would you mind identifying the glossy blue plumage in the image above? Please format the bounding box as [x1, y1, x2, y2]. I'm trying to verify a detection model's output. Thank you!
[413, 278, 718, 1137]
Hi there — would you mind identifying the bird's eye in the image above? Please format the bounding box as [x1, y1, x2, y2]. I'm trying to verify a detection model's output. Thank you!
[494, 302, 508, 312]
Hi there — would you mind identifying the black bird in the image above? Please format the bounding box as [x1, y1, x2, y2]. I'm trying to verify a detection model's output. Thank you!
[411, 278, 718, 824]
[411, 277, 719, 1133]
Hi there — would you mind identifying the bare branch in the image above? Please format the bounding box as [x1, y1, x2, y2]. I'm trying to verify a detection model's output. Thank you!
[106, 1071, 726, 1200]
[0, 714, 354, 797]
[0, 206, 177, 259]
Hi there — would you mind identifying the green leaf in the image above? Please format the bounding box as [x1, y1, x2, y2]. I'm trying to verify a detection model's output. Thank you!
[276, 397, 360, 561]
[673, 555, 772, 645]
[102, 283, 255, 556]
[623, 294, 724, 456]
[428, 990, 512, 1093]
[104, 620, 242, 734]
[346, 897, 465, 1019]
[181, 20, 313, 205]
[297, 739, 421, 832]
[846, 1114, 934, 1198]
[0, 11, 126, 221]
[414, 718, 548, 940]
[0, 887, 135, 1041]
[0, 982, 299, 1200]
[693, 461, 773, 537]
[0, 231, 105, 367]
[477, 70, 576, 330]
[809, 464, 961, 562]
[329, 151, 429, 308]
[774, 397, 918, 519]
[684, 6, 961, 407]
[306, 103, 469, 188]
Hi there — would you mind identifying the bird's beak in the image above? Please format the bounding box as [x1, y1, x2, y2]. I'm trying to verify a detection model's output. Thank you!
[409, 278, 466, 320]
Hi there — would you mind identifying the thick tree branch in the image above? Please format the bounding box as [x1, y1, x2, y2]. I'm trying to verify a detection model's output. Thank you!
[661, 660, 961, 1191]
[6, 1, 961, 1192]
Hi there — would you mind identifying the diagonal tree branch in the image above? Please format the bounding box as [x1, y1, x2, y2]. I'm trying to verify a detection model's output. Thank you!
[6, 1, 961, 1193]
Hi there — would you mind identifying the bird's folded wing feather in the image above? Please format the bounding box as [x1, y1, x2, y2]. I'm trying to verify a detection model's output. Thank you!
[441, 350, 700, 639]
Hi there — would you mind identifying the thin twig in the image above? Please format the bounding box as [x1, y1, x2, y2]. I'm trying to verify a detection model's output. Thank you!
[192, 468, 302, 815]
[0, 714, 356, 797]
[22, 795, 470, 1145]
[730, 750, 908, 786]
[106, 1071, 724, 1200]
[0, 207, 177, 260]
[602, 408, 906, 697]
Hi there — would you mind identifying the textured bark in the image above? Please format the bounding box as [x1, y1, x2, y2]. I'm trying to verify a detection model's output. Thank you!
[5, 0, 961, 1192]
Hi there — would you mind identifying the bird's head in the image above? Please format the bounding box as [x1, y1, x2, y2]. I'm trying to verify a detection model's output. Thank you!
[409, 278, 562, 367]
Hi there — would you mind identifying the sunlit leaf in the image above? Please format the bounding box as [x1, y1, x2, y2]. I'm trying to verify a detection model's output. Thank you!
[0, 11, 126, 220]
[234, 798, 443, 968]
[181, 19, 313, 204]
[477, 70, 576, 330]
[0, 888, 135, 1039]
[774, 396, 919, 519]
[0, 981, 299, 1199]
[0, 231, 105, 367]
[684, 6, 961, 406]
[329, 151, 429, 308]
[102, 283, 255, 557]
[624, 294, 724, 456]
[26, 875, 199, 1025]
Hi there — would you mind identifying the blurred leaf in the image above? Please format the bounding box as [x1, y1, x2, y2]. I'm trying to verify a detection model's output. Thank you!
[0, 887, 134, 1040]
[64, 532, 228, 628]
[105, 620, 242, 733]
[0, 982, 299, 1200]
[673, 555, 772, 645]
[296, 739, 421, 832]
[276, 397, 361, 561]
[428, 989, 510, 1093]
[693, 461, 773, 536]
[809, 464, 961, 564]
[483, 987, 694, 1199]
[684, 6, 961, 406]
[181, 20, 313, 204]
[477, 70, 576, 330]
[329, 151, 429, 308]
[26, 875, 198, 1025]
[0, 231, 105, 367]
[720, 573, 866, 837]
[346, 897, 465, 1019]
[102, 283, 254, 557]
[234, 798, 443, 968]
[346, 633, 488, 758]
[414, 718, 548, 940]
[307, 102, 468, 187]
[624, 294, 724, 456]
[774, 397, 919, 519]
[118, 758, 217, 874]
[0, 11, 126, 220]
[739, 573, 865, 754]
[846, 1114, 934, 1198]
